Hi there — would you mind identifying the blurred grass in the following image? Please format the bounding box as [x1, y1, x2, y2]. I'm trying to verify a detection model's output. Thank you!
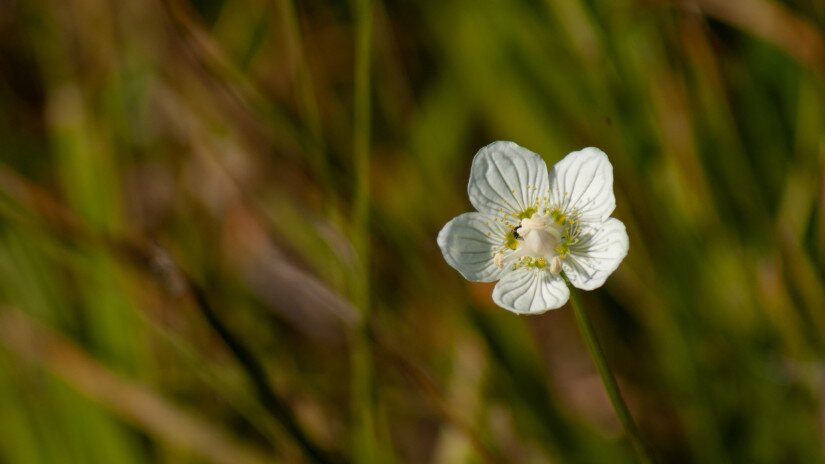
[2, 0, 825, 463]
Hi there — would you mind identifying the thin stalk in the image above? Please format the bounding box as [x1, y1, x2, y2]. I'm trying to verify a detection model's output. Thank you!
[351, 0, 376, 462]
[566, 283, 654, 464]
[189, 283, 341, 463]
[280, 0, 337, 208]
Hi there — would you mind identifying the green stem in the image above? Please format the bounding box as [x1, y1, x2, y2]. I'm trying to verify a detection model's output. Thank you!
[566, 283, 654, 464]
[352, 0, 376, 461]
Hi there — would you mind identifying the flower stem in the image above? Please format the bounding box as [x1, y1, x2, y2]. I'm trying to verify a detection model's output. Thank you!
[566, 285, 654, 464]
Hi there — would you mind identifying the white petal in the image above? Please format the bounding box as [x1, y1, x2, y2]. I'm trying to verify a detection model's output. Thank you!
[437, 212, 509, 282]
[549, 147, 616, 223]
[468, 141, 550, 216]
[492, 268, 569, 314]
[563, 218, 629, 291]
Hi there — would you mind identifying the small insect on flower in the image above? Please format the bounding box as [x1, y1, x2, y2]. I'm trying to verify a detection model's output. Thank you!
[437, 142, 629, 314]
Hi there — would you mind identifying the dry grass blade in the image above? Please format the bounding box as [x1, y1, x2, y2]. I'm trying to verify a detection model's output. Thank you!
[0, 308, 273, 464]
[683, 0, 825, 76]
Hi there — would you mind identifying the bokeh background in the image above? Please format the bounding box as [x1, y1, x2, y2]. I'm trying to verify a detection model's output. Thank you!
[2, 0, 825, 462]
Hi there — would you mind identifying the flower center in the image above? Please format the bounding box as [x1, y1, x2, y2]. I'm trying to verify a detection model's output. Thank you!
[493, 212, 569, 273]
[493, 205, 584, 274]
[518, 213, 560, 257]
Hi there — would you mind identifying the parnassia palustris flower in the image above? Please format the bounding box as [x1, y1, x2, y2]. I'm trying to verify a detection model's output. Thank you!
[437, 141, 629, 314]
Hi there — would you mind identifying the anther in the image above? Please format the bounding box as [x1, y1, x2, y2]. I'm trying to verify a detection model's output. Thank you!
[549, 256, 562, 274]
[494, 252, 505, 269]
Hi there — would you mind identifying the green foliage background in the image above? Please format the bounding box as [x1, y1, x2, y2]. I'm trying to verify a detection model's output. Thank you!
[2, 0, 825, 462]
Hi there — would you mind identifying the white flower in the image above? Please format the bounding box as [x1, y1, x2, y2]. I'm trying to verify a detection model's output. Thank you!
[437, 141, 629, 314]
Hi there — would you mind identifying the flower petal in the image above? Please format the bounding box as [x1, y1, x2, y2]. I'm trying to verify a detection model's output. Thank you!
[492, 268, 569, 314]
[468, 141, 550, 217]
[563, 218, 629, 290]
[437, 212, 509, 282]
[549, 147, 616, 223]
